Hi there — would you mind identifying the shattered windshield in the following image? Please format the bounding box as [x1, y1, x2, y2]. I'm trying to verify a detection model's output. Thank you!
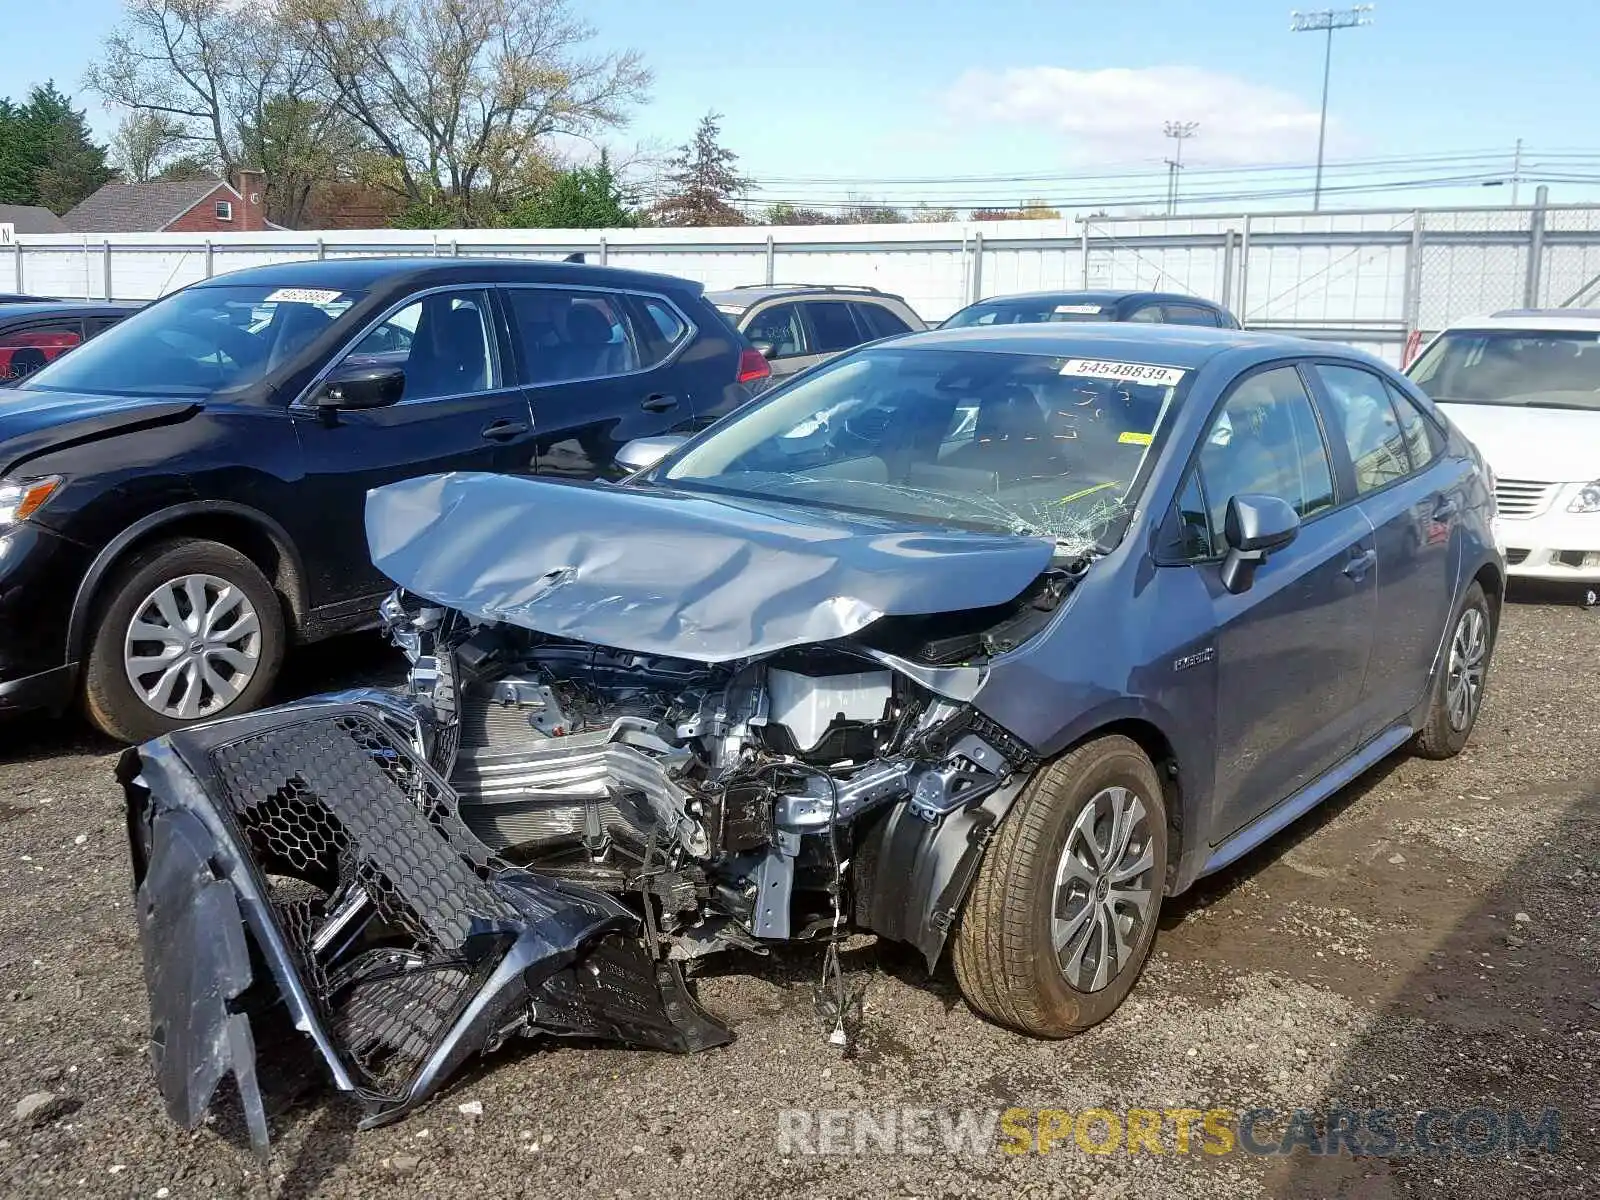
[661, 345, 1187, 552]
[1410, 329, 1600, 410]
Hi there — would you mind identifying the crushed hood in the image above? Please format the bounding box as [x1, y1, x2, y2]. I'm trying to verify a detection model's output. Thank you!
[365, 472, 1056, 662]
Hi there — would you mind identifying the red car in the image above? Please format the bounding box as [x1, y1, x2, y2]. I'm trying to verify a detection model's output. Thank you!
[0, 300, 140, 382]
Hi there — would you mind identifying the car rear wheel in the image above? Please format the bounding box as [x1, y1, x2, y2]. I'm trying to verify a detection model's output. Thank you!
[1412, 581, 1494, 760]
[951, 734, 1167, 1037]
[84, 539, 286, 743]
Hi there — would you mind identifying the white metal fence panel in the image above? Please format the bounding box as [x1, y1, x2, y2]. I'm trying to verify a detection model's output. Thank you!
[15, 201, 1600, 352]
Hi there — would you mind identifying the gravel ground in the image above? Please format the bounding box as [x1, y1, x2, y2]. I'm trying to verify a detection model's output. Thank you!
[1, 594, 1597, 1199]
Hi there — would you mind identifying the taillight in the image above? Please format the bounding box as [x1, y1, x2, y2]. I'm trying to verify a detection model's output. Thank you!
[737, 347, 770, 385]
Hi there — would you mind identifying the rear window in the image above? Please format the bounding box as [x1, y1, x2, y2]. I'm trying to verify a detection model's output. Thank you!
[1410, 329, 1600, 410]
[943, 299, 1110, 328]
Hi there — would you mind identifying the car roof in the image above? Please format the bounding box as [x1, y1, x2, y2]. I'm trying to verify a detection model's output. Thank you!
[188, 256, 703, 298]
[959, 290, 1222, 309]
[1449, 308, 1600, 332]
[888, 321, 1316, 367]
[704, 284, 905, 309]
[0, 300, 143, 320]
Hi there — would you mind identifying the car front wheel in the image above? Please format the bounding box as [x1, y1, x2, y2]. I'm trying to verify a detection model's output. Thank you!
[952, 734, 1167, 1037]
[83, 539, 286, 743]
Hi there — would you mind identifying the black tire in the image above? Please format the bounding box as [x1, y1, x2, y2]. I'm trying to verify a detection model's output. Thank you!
[1411, 581, 1494, 761]
[951, 735, 1167, 1037]
[83, 538, 286, 743]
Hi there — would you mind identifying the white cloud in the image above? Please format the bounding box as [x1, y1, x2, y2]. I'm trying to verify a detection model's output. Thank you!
[947, 66, 1331, 165]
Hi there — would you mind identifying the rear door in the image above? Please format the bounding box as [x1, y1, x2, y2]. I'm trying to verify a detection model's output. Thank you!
[291, 287, 536, 609]
[1188, 362, 1380, 837]
[1308, 361, 1461, 728]
[501, 285, 702, 478]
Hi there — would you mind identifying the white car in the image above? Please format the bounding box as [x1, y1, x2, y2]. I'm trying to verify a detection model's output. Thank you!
[1408, 309, 1600, 583]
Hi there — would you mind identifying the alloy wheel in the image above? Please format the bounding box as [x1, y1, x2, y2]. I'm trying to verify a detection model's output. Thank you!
[1446, 606, 1488, 732]
[1051, 785, 1158, 992]
[123, 573, 263, 721]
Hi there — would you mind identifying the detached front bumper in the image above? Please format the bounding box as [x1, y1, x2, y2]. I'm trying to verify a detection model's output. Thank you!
[1496, 510, 1600, 582]
[120, 692, 730, 1149]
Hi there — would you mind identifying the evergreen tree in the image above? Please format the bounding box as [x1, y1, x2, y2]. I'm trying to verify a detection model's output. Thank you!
[502, 152, 635, 228]
[652, 112, 749, 227]
[0, 83, 116, 212]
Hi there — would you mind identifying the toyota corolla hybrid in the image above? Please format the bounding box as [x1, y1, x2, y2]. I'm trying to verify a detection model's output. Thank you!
[119, 322, 1500, 1145]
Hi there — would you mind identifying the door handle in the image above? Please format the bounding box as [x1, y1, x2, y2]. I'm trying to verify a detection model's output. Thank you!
[640, 393, 680, 413]
[480, 418, 530, 442]
[1343, 546, 1377, 581]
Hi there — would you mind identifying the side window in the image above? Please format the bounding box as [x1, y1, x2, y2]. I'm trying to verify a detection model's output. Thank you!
[340, 290, 496, 402]
[1385, 380, 1443, 468]
[86, 316, 126, 338]
[0, 322, 83, 381]
[1198, 365, 1336, 538]
[804, 301, 865, 353]
[1316, 363, 1412, 494]
[625, 295, 691, 369]
[1162, 304, 1220, 327]
[505, 288, 640, 385]
[743, 302, 805, 358]
[1126, 304, 1162, 323]
[1170, 471, 1215, 560]
[853, 302, 912, 339]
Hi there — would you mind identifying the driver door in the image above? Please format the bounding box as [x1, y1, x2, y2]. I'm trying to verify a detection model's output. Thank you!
[289, 288, 537, 613]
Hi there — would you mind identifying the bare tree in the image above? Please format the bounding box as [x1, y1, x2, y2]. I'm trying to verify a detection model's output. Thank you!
[277, 0, 650, 224]
[86, 0, 242, 175]
[109, 109, 189, 182]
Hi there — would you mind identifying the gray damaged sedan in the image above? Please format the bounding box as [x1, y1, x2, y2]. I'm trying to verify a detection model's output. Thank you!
[119, 323, 1502, 1145]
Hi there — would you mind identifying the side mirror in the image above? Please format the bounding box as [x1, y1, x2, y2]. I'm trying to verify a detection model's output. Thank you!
[615, 434, 687, 474]
[751, 340, 778, 360]
[315, 363, 405, 410]
[1219, 493, 1300, 594]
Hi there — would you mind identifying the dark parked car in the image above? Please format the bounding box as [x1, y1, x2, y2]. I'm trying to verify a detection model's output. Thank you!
[0, 300, 138, 383]
[120, 322, 1500, 1140]
[706, 284, 924, 384]
[943, 289, 1240, 330]
[0, 258, 766, 741]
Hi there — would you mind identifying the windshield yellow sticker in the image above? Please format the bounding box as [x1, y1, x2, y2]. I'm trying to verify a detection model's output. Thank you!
[1059, 358, 1186, 388]
[1054, 481, 1119, 506]
[1118, 431, 1154, 446]
[264, 287, 345, 305]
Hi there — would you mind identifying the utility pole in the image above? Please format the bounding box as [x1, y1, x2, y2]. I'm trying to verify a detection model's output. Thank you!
[1511, 137, 1524, 206]
[1291, 6, 1374, 211]
[1163, 120, 1198, 215]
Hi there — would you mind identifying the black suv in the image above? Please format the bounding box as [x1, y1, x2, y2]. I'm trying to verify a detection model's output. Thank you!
[0, 258, 765, 740]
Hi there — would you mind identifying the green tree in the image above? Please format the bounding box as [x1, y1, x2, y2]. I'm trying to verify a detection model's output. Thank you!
[110, 110, 189, 182]
[762, 203, 838, 226]
[501, 152, 635, 228]
[0, 83, 115, 212]
[652, 112, 749, 227]
[238, 94, 364, 229]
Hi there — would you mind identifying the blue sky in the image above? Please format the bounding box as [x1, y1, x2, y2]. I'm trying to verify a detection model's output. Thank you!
[14, 0, 1600, 213]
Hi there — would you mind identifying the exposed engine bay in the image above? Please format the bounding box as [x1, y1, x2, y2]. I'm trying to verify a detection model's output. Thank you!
[117, 575, 1074, 1150]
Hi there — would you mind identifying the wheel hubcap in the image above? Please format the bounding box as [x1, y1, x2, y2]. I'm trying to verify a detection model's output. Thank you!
[123, 573, 262, 721]
[1052, 785, 1157, 993]
[1445, 606, 1488, 733]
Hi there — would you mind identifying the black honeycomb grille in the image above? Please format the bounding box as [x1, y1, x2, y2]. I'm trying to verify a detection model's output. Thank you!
[204, 712, 516, 1097]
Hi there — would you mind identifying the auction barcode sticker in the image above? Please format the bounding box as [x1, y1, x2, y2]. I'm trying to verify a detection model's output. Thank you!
[1059, 358, 1186, 387]
[1054, 303, 1102, 314]
[265, 287, 346, 305]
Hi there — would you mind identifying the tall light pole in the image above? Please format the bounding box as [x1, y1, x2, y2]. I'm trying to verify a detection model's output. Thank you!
[1164, 120, 1198, 214]
[1291, 6, 1374, 211]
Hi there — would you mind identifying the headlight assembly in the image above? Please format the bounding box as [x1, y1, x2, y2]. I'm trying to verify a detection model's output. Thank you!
[1568, 480, 1600, 514]
[0, 475, 62, 527]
